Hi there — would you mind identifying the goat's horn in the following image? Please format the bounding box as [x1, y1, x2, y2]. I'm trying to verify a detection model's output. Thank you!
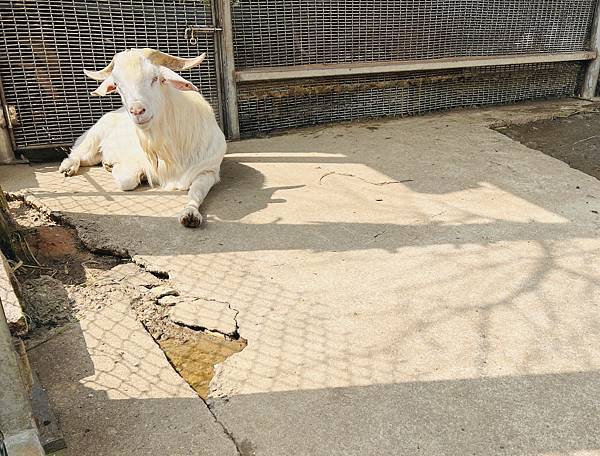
[141, 48, 206, 71]
[83, 58, 115, 81]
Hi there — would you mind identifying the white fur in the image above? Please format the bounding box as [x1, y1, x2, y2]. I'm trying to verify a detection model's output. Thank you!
[59, 49, 226, 228]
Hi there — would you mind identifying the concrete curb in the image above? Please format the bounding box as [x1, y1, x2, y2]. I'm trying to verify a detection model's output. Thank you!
[0, 253, 44, 455]
[0, 252, 27, 336]
[3, 430, 44, 456]
[0, 307, 43, 455]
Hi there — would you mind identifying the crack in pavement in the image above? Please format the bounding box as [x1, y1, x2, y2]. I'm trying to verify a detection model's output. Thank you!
[319, 170, 414, 186]
[141, 319, 244, 456]
[206, 401, 244, 456]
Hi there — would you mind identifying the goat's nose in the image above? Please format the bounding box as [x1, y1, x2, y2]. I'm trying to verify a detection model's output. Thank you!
[129, 103, 146, 116]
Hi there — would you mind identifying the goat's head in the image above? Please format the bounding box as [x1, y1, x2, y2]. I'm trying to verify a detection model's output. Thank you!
[84, 48, 206, 127]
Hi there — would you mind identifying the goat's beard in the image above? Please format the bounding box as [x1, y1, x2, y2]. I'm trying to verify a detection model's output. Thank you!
[135, 124, 176, 173]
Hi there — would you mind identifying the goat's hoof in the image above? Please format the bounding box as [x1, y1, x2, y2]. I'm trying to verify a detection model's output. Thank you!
[179, 207, 203, 228]
[59, 158, 80, 177]
[103, 161, 114, 172]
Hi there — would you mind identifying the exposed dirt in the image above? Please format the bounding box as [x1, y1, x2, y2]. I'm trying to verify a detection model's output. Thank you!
[9, 199, 118, 285]
[8, 199, 245, 399]
[497, 111, 600, 181]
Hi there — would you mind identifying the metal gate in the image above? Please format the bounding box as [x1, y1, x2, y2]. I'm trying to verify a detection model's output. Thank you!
[0, 0, 223, 151]
[2, 0, 600, 157]
[229, 0, 600, 138]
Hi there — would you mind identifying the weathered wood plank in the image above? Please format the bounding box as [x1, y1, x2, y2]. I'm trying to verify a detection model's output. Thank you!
[236, 52, 597, 82]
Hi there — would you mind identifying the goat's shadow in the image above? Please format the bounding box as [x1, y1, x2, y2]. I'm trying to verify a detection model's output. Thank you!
[40, 159, 302, 223]
[203, 159, 304, 222]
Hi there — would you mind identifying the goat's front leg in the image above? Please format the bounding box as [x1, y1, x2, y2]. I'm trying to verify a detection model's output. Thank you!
[179, 171, 219, 228]
[111, 162, 144, 191]
[59, 125, 102, 176]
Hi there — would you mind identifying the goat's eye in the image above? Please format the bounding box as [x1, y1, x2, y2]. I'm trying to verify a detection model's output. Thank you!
[151, 76, 158, 85]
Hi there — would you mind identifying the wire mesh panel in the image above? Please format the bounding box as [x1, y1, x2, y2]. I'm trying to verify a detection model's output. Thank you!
[0, 0, 220, 150]
[232, 0, 597, 69]
[237, 62, 584, 137]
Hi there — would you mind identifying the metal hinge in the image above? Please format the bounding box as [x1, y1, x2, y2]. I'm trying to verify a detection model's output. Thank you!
[185, 26, 222, 45]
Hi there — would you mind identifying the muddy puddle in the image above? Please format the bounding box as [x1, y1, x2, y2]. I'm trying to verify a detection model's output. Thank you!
[159, 336, 245, 398]
[8, 198, 245, 399]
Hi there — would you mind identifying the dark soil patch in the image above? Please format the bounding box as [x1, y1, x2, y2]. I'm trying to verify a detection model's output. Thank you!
[497, 111, 600, 180]
[9, 199, 118, 285]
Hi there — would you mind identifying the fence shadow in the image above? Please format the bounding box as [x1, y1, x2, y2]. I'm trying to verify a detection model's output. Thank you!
[25, 297, 236, 456]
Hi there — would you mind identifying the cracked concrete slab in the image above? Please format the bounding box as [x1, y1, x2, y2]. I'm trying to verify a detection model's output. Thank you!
[3, 99, 600, 454]
[149, 285, 178, 300]
[169, 297, 238, 336]
[0, 251, 27, 335]
[26, 300, 238, 456]
[101, 262, 162, 288]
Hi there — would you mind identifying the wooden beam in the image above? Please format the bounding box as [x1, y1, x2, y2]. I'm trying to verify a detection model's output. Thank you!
[236, 51, 597, 83]
[581, 1, 600, 99]
[0, 184, 16, 259]
[216, 0, 240, 140]
[0, 107, 18, 164]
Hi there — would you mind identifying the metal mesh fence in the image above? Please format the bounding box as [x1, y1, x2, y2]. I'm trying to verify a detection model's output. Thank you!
[0, 0, 220, 150]
[231, 0, 597, 69]
[0, 1, 596, 149]
[237, 62, 584, 137]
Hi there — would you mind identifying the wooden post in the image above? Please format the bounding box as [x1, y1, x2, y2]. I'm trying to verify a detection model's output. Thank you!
[0, 185, 16, 259]
[0, 109, 17, 164]
[216, 0, 240, 140]
[581, 0, 600, 99]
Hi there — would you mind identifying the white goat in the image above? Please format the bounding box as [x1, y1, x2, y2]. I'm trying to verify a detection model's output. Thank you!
[59, 48, 226, 228]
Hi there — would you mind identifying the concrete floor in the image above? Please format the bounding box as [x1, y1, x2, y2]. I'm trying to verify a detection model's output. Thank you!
[27, 303, 238, 456]
[2, 99, 600, 455]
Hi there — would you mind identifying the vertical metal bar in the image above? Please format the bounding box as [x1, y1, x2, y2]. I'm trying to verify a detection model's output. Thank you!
[216, 0, 240, 140]
[581, 0, 600, 99]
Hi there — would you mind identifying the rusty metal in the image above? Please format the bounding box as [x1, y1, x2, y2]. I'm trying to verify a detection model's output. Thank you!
[185, 25, 223, 45]
[237, 62, 584, 137]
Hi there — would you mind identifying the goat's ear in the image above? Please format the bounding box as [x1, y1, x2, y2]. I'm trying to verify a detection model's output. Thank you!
[90, 76, 117, 96]
[159, 67, 199, 92]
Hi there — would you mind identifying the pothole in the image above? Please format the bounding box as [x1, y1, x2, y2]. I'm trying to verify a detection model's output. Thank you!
[8, 198, 246, 399]
[158, 335, 246, 399]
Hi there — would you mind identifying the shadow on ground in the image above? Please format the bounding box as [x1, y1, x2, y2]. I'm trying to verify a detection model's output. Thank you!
[498, 110, 600, 180]
[210, 369, 600, 456]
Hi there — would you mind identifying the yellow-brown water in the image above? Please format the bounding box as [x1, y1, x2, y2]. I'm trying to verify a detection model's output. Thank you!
[159, 333, 246, 399]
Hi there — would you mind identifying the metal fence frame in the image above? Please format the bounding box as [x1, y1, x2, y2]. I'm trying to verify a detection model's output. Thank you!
[2, 0, 600, 158]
